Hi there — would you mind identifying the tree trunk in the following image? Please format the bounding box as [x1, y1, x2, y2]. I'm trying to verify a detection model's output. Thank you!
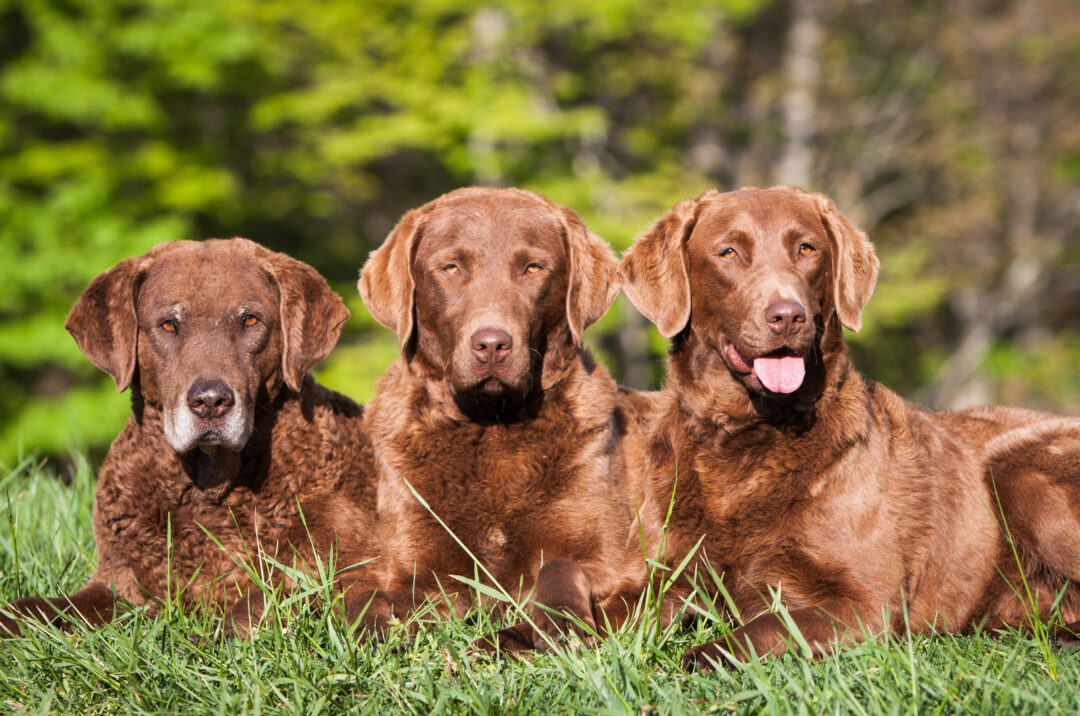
[776, 0, 825, 189]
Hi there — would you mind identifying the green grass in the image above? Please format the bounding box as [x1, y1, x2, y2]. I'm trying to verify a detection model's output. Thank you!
[1, 460, 1079, 715]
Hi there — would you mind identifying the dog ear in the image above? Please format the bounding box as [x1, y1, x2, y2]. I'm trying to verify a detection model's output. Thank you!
[65, 257, 143, 392]
[262, 248, 350, 392]
[560, 206, 620, 345]
[617, 197, 699, 338]
[814, 193, 879, 332]
[358, 208, 425, 349]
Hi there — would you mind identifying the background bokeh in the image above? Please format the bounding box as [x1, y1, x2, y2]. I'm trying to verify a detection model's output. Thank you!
[1, 0, 1078, 468]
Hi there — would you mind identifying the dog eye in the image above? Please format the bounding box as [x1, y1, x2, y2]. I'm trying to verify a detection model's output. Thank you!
[161, 319, 178, 334]
[442, 264, 459, 275]
[242, 314, 259, 328]
[718, 248, 737, 260]
[799, 243, 816, 257]
[524, 263, 543, 275]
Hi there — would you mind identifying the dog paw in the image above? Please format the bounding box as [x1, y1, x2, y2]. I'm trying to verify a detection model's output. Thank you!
[681, 641, 730, 672]
[1052, 623, 1080, 650]
[0, 614, 23, 638]
[467, 622, 535, 659]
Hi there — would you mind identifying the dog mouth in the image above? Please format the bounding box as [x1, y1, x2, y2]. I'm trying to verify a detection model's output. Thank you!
[193, 428, 229, 447]
[722, 340, 806, 394]
[187, 421, 251, 452]
[474, 375, 511, 398]
[164, 403, 253, 454]
[450, 373, 529, 400]
[446, 369, 536, 421]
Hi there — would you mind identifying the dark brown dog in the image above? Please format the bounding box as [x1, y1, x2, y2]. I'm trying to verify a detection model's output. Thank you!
[1, 239, 386, 637]
[359, 187, 642, 649]
[618, 186, 1080, 669]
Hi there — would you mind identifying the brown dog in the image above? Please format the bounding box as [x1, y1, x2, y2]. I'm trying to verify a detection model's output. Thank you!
[358, 187, 642, 649]
[1, 239, 386, 637]
[618, 186, 1080, 669]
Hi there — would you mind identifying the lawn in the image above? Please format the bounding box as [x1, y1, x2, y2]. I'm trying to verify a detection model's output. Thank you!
[0, 458, 1077, 715]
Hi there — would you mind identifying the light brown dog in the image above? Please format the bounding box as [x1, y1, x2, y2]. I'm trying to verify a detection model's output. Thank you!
[359, 187, 646, 649]
[618, 186, 1080, 669]
[1, 239, 386, 637]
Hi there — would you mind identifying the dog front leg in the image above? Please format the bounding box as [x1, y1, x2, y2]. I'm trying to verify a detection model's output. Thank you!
[469, 558, 598, 655]
[343, 588, 399, 640]
[681, 604, 867, 670]
[0, 583, 117, 636]
[528, 557, 597, 649]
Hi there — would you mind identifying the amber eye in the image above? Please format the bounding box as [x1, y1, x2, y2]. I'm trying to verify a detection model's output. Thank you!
[718, 248, 737, 260]
[524, 263, 542, 275]
[161, 319, 178, 333]
[799, 243, 816, 257]
[242, 314, 259, 328]
[442, 264, 459, 275]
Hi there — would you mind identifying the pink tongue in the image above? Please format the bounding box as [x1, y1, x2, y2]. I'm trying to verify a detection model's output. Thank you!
[753, 355, 806, 394]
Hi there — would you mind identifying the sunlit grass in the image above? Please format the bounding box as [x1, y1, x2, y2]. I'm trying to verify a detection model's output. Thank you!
[1, 459, 1078, 714]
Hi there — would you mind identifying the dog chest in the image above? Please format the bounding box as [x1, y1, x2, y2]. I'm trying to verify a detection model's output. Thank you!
[385, 417, 609, 578]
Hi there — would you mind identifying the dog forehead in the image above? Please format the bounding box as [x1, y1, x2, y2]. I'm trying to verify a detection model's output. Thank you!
[418, 197, 565, 258]
[138, 243, 276, 315]
[691, 189, 824, 247]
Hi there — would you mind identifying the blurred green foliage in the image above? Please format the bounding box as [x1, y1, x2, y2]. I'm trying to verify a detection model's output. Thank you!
[1, 0, 1078, 465]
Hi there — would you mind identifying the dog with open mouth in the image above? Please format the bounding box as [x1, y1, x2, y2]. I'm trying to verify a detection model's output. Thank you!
[619, 186, 1080, 669]
[1, 239, 388, 638]
[358, 187, 649, 650]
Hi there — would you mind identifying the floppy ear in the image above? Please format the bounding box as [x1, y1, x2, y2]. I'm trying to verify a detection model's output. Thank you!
[262, 250, 350, 392]
[65, 257, 143, 392]
[617, 197, 698, 338]
[814, 193, 879, 332]
[560, 206, 620, 345]
[358, 208, 425, 349]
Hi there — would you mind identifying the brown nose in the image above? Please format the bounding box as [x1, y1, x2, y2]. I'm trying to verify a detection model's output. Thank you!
[764, 301, 806, 337]
[187, 380, 235, 419]
[471, 328, 513, 366]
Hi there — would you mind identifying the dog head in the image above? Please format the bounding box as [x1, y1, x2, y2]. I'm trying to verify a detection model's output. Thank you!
[66, 239, 349, 453]
[620, 186, 878, 403]
[359, 187, 618, 414]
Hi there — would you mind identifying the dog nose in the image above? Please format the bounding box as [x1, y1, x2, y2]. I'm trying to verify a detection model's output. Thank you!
[471, 328, 513, 366]
[187, 380, 235, 419]
[764, 301, 806, 336]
